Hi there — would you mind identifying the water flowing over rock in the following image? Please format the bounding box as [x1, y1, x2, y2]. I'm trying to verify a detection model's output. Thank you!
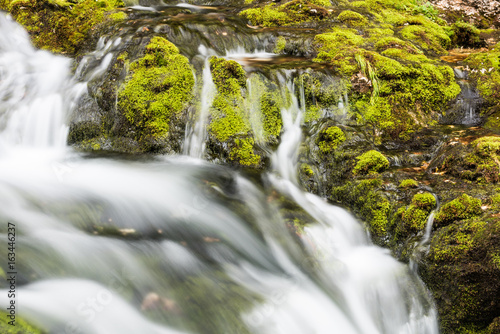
[0, 9, 442, 334]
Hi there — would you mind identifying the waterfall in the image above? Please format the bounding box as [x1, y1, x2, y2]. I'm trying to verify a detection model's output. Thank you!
[0, 14, 73, 150]
[183, 48, 216, 158]
[0, 12, 439, 334]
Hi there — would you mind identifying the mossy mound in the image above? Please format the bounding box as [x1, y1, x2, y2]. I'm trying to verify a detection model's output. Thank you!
[421, 217, 500, 333]
[316, 126, 346, 153]
[337, 10, 368, 27]
[239, 0, 330, 27]
[207, 57, 286, 167]
[0, 0, 125, 54]
[117, 37, 195, 152]
[399, 179, 419, 189]
[434, 194, 483, 228]
[439, 136, 500, 184]
[352, 150, 389, 175]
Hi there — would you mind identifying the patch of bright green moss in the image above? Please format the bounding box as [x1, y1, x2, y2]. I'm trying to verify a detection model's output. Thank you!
[399, 179, 418, 188]
[374, 36, 421, 54]
[429, 219, 487, 263]
[400, 24, 450, 54]
[434, 194, 482, 227]
[274, 36, 286, 54]
[239, 0, 329, 27]
[117, 37, 194, 145]
[0, 0, 124, 54]
[337, 10, 368, 27]
[301, 163, 315, 177]
[353, 150, 389, 175]
[412, 192, 436, 211]
[316, 126, 346, 153]
[208, 57, 261, 167]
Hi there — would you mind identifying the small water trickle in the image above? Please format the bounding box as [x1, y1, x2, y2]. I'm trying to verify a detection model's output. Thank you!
[183, 47, 216, 158]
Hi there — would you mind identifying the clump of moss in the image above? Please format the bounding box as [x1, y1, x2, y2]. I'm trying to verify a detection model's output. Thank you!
[423, 217, 500, 333]
[117, 37, 194, 150]
[301, 163, 315, 177]
[399, 24, 449, 55]
[393, 192, 435, 240]
[239, 0, 330, 27]
[399, 179, 418, 189]
[412, 192, 436, 211]
[274, 36, 287, 54]
[374, 36, 421, 54]
[331, 178, 391, 241]
[0, 0, 125, 54]
[352, 150, 389, 175]
[208, 57, 262, 167]
[316, 126, 346, 153]
[451, 21, 484, 48]
[434, 194, 482, 228]
[337, 10, 368, 27]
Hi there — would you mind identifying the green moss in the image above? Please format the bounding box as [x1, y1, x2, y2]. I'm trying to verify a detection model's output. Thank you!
[274, 36, 286, 54]
[1, 0, 124, 54]
[314, 28, 364, 75]
[451, 21, 483, 48]
[117, 37, 194, 146]
[331, 178, 391, 239]
[209, 56, 246, 95]
[395, 204, 429, 235]
[353, 150, 389, 175]
[400, 24, 450, 54]
[230, 138, 261, 166]
[208, 57, 261, 167]
[301, 163, 315, 177]
[399, 179, 418, 188]
[316, 126, 346, 153]
[412, 192, 436, 211]
[374, 36, 421, 54]
[465, 44, 500, 109]
[337, 10, 368, 27]
[239, 0, 329, 27]
[434, 194, 482, 227]
[429, 219, 487, 262]
[0, 311, 44, 334]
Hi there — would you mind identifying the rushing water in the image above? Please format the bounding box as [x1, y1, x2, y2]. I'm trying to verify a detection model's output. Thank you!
[0, 10, 439, 334]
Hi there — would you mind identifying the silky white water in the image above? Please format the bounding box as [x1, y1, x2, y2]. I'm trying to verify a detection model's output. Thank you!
[0, 12, 439, 334]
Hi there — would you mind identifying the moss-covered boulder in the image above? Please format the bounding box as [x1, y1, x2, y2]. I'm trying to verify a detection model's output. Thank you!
[316, 126, 346, 153]
[420, 217, 500, 333]
[0, 0, 125, 54]
[353, 150, 389, 175]
[434, 194, 483, 228]
[239, 0, 330, 27]
[117, 37, 194, 152]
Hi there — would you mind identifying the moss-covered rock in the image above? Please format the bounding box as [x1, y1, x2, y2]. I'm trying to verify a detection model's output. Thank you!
[399, 178, 419, 189]
[420, 217, 500, 333]
[239, 0, 330, 27]
[0, 0, 125, 54]
[117, 37, 195, 152]
[330, 178, 391, 241]
[316, 126, 346, 153]
[352, 150, 389, 175]
[434, 194, 482, 228]
[337, 10, 368, 27]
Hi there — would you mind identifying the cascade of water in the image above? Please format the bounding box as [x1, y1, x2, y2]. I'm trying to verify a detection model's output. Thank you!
[0, 14, 74, 149]
[268, 72, 439, 333]
[0, 14, 439, 334]
[183, 47, 216, 158]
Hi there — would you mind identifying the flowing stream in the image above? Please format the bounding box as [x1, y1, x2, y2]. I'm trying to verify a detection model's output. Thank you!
[0, 9, 439, 334]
